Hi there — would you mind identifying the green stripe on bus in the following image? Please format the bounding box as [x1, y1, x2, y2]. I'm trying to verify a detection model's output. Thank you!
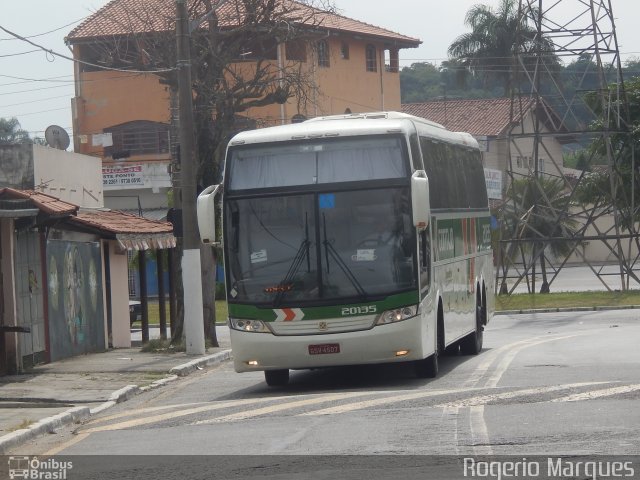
[227, 290, 419, 322]
[435, 215, 491, 261]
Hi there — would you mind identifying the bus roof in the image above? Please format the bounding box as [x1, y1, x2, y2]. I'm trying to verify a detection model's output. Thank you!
[228, 111, 480, 150]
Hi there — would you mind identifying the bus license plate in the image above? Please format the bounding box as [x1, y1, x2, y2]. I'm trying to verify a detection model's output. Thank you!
[308, 343, 340, 355]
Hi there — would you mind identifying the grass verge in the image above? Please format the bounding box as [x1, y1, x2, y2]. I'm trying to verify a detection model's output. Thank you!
[134, 300, 228, 326]
[496, 290, 640, 311]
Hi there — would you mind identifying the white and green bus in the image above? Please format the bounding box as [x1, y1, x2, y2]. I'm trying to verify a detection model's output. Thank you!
[197, 112, 494, 386]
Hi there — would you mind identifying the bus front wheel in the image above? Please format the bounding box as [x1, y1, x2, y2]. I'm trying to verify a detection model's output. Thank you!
[264, 369, 289, 387]
[414, 352, 438, 378]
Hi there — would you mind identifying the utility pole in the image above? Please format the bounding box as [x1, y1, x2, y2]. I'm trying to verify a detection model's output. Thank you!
[176, 0, 205, 354]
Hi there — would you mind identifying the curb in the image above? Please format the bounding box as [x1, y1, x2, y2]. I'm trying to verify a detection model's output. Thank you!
[0, 349, 232, 454]
[495, 304, 640, 315]
[169, 350, 232, 376]
[0, 406, 90, 454]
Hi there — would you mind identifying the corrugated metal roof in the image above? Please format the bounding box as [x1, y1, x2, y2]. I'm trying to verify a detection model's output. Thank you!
[66, 0, 420, 47]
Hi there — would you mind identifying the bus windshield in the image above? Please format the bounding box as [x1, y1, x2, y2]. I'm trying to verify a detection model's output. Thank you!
[225, 187, 416, 306]
[227, 136, 407, 190]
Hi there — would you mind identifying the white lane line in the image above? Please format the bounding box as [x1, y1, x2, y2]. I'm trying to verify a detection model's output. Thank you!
[443, 406, 461, 456]
[298, 389, 464, 417]
[462, 336, 559, 389]
[484, 334, 586, 388]
[438, 382, 608, 408]
[470, 405, 492, 455]
[460, 332, 592, 456]
[81, 396, 291, 433]
[195, 391, 380, 424]
[85, 402, 211, 425]
[551, 384, 640, 402]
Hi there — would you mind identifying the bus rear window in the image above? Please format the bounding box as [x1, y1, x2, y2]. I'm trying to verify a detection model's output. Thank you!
[227, 137, 407, 190]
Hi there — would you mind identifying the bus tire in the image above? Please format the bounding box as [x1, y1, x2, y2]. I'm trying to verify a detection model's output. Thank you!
[414, 352, 438, 378]
[415, 309, 442, 378]
[460, 304, 484, 355]
[264, 369, 289, 387]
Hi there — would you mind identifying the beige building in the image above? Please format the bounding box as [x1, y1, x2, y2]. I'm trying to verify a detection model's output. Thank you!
[64, 0, 421, 217]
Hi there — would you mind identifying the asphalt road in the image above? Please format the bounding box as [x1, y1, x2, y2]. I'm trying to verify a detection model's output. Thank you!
[504, 263, 640, 293]
[12, 309, 640, 478]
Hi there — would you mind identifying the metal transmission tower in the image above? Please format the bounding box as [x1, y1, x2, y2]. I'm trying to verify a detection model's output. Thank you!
[497, 0, 640, 294]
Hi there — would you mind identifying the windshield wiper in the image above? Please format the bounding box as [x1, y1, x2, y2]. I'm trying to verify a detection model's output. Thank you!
[273, 212, 311, 307]
[322, 213, 368, 300]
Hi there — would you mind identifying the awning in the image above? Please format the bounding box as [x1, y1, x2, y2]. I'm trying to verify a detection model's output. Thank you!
[116, 233, 176, 251]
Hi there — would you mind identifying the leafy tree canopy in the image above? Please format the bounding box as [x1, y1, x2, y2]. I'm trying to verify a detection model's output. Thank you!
[0, 117, 31, 145]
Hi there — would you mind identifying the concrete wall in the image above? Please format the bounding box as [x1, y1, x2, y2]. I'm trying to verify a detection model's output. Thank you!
[107, 240, 133, 348]
[32, 144, 103, 208]
[0, 144, 35, 189]
[565, 207, 640, 264]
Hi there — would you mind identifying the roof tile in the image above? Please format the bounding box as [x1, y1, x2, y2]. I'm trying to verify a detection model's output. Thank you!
[0, 188, 78, 215]
[402, 98, 534, 137]
[73, 209, 173, 234]
[66, 0, 420, 47]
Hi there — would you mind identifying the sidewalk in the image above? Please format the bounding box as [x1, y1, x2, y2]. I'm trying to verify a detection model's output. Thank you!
[0, 327, 232, 454]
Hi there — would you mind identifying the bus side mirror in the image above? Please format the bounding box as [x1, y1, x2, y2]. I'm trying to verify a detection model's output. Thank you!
[411, 170, 430, 229]
[197, 184, 222, 244]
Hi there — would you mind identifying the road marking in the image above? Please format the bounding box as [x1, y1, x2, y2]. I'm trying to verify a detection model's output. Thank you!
[298, 389, 464, 417]
[437, 382, 608, 408]
[484, 334, 586, 388]
[195, 391, 378, 424]
[551, 384, 640, 402]
[80, 396, 291, 433]
[470, 405, 492, 455]
[459, 332, 591, 455]
[45, 432, 90, 456]
[85, 402, 210, 425]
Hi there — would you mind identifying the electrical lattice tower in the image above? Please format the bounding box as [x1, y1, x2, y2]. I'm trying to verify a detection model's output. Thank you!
[497, 0, 639, 294]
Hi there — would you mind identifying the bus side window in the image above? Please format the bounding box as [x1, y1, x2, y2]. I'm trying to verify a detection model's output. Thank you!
[419, 226, 431, 294]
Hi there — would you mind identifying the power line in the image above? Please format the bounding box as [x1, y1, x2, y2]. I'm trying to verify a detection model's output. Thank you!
[0, 24, 175, 75]
[0, 94, 71, 109]
[0, 16, 88, 42]
[0, 49, 40, 58]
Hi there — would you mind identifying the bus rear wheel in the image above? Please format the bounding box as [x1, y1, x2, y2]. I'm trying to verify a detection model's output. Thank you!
[264, 369, 289, 387]
[460, 304, 484, 355]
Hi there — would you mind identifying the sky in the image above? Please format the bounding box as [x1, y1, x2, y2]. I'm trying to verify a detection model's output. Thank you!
[1, 0, 639, 143]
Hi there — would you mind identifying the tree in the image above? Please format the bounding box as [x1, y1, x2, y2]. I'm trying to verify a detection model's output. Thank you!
[500, 176, 580, 293]
[81, 0, 335, 346]
[448, 0, 559, 96]
[575, 76, 640, 230]
[0, 117, 31, 145]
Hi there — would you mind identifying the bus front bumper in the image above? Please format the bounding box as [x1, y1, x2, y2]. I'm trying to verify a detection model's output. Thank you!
[230, 315, 427, 372]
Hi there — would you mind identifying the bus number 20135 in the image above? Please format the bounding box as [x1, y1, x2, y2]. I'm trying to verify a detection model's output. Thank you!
[341, 305, 377, 316]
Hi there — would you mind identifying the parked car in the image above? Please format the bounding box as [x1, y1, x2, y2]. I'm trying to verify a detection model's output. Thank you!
[129, 300, 142, 325]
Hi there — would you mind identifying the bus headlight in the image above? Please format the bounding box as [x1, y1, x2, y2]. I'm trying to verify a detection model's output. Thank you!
[375, 305, 418, 325]
[229, 318, 272, 333]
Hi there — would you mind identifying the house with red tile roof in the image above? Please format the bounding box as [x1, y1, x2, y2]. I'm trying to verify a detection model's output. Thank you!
[64, 0, 421, 218]
[403, 97, 568, 203]
[0, 178, 175, 374]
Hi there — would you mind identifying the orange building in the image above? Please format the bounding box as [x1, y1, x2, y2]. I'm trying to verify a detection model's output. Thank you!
[65, 0, 421, 215]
